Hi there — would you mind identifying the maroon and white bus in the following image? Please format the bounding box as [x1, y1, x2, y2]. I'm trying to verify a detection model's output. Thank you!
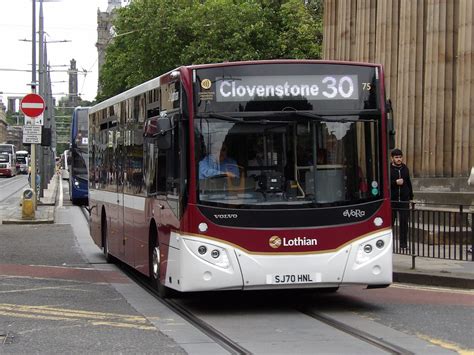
[0, 144, 17, 177]
[88, 60, 393, 296]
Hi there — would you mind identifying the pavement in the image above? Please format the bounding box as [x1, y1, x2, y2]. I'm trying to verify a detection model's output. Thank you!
[2, 174, 473, 290]
[1, 173, 58, 224]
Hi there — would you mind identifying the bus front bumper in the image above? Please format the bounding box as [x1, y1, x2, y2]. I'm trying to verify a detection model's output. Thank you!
[165, 230, 392, 292]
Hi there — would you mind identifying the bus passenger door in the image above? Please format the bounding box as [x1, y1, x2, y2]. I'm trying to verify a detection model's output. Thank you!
[156, 113, 185, 287]
[116, 133, 126, 261]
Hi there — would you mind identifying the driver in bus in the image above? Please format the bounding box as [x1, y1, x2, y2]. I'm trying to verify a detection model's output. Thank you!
[199, 142, 239, 179]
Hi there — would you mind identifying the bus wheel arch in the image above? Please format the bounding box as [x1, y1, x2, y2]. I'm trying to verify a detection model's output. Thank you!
[149, 220, 171, 298]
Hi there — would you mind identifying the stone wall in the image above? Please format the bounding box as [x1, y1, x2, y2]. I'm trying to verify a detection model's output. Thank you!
[323, 0, 474, 178]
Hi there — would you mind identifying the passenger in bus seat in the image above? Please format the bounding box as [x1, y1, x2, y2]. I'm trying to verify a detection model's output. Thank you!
[316, 148, 327, 165]
[247, 148, 265, 181]
[199, 143, 239, 179]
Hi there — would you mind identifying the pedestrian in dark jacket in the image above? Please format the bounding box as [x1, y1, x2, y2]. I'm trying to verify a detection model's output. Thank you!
[390, 148, 413, 250]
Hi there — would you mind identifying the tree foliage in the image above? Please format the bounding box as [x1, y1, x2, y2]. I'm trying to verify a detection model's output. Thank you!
[98, 0, 323, 101]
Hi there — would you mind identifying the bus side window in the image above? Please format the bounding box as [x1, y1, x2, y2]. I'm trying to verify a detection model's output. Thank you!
[157, 149, 167, 195]
[145, 140, 158, 195]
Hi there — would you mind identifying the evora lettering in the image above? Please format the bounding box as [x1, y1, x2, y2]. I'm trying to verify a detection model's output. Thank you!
[342, 209, 366, 218]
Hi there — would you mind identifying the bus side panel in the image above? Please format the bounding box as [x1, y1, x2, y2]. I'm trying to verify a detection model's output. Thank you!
[123, 194, 148, 274]
[165, 232, 244, 292]
[342, 230, 393, 285]
[155, 197, 181, 286]
[93, 189, 124, 262]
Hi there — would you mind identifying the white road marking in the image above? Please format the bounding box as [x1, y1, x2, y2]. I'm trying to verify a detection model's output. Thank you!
[59, 176, 63, 207]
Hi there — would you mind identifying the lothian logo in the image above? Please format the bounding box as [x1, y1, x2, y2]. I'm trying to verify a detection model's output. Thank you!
[269, 235, 318, 249]
[269, 236, 282, 249]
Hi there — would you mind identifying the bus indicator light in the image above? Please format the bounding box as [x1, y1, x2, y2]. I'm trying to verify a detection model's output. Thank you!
[198, 222, 208, 232]
[373, 217, 383, 226]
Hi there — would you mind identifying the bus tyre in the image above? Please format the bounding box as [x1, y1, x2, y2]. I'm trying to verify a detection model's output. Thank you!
[150, 243, 171, 298]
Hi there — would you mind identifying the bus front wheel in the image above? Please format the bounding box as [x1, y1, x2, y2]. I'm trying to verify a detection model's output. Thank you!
[149, 234, 171, 298]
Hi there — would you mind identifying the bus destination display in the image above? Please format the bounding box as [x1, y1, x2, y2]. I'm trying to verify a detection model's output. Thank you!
[215, 75, 358, 102]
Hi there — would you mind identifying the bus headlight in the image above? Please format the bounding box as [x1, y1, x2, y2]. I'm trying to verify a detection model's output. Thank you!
[355, 235, 390, 265]
[74, 179, 80, 187]
[184, 239, 231, 269]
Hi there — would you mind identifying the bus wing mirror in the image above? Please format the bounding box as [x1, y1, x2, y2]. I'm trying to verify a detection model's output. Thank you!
[388, 125, 396, 149]
[386, 99, 396, 150]
[156, 117, 172, 150]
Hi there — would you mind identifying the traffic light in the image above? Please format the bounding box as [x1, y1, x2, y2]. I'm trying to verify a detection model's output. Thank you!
[41, 127, 51, 146]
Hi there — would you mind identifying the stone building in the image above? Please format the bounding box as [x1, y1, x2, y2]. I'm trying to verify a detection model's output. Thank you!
[6, 126, 23, 151]
[322, 0, 474, 204]
[96, 0, 124, 93]
[0, 100, 7, 143]
[323, 0, 473, 179]
[7, 97, 22, 114]
[67, 59, 79, 108]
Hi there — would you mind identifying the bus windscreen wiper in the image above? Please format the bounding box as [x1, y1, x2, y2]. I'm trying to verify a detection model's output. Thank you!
[286, 111, 325, 120]
[196, 112, 243, 123]
[197, 112, 287, 124]
[290, 111, 378, 123]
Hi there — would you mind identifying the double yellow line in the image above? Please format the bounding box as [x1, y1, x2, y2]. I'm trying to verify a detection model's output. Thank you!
[0, 303, 156, 330]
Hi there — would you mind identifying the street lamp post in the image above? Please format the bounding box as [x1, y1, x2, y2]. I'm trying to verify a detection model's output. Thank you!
[31, 0, 38, 206]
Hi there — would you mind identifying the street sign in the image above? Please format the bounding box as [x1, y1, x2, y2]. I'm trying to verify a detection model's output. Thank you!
[25, 113, 44, 126]
[20, 93, 45, 118]
[23, 125, 42, 144]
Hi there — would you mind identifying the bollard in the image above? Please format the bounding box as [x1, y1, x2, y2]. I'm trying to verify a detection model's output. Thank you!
[22, 188, 36, 219]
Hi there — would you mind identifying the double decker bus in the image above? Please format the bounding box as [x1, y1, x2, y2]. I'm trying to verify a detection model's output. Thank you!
[16, 150, 29, 174]
[69, 107, 89, 205]
[0, 144, 17, 177]
[89, 60, 393, 296]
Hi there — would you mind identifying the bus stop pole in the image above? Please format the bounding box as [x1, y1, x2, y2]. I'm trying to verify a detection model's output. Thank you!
[31, 145, 37, 209]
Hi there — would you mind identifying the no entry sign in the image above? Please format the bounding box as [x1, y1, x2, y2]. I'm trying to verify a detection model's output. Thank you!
[20, 94, 45, 118]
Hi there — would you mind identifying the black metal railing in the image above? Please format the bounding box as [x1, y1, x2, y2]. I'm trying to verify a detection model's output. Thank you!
[392, 202, 473, 262]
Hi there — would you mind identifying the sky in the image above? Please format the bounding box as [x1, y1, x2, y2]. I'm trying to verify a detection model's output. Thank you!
[0, 0, 113, 108]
